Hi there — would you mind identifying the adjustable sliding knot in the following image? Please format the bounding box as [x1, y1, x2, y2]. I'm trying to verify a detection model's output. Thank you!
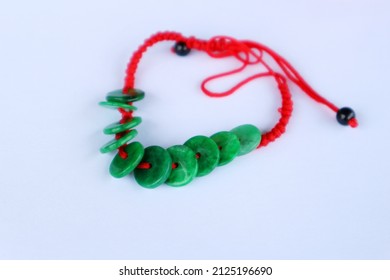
[182, 36, 260, 64]
[203, 36, 250, 59]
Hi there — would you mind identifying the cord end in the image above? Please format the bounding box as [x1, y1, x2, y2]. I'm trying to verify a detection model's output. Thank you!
[336, 107, 357, 128]
[348, 118, 358, 128]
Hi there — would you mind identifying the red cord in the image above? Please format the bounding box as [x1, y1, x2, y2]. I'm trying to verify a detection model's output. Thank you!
[118, 31, 357, 164]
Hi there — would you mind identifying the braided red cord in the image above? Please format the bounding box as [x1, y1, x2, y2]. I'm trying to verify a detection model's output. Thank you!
[119, 31, 357, 162]
[123, 32, 186, 91]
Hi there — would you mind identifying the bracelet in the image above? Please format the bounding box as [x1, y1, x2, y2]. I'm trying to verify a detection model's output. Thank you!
[99, 31, 358, 189]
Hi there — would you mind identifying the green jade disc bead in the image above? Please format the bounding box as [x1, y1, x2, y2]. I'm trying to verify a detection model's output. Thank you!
[231, 124, 262, 156]
[134, 146, 172, 189]
[184, 135, 219, 177]
[100, 130, 138, 154]
[103, 117, 142, 135]
[109, 142, 144, 178]
[210, 131, 240, 166]
[166, 145, 198, 187]
[106, 89, 145, 103]
[99, 101, 137, 110]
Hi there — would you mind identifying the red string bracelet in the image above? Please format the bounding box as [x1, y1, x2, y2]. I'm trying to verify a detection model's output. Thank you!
[99, 31, 358, 189]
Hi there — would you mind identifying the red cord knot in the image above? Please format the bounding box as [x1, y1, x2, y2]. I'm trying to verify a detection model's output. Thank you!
[207, 37, 233, 54]
[186, 36, 254, 63]
[185, 37, 208, 52]
[209, 37, 255, 62]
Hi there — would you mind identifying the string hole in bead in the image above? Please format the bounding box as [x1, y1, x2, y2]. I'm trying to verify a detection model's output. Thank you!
[119, 152, 128, 159]
[218, 146, 222, 150]
[172, 162, 179, 169]
[137, 162, 152, 169]
[195, 153, 201, 159]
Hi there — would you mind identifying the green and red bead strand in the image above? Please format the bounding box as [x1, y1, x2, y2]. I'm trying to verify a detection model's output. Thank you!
[132, 125, 261, 188]
[99, 31, 358, 189]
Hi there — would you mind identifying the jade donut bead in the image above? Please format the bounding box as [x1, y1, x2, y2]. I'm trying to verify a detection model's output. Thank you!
[184, 135, 219, 177]
[103, 117, 142, 135]
[134, 146, 172, 189]
[100, 130, 138, 154]
[109, 142, 144, 178]
[210, 131, 240, 166]
[166, 145, 198, 187]
[231, 124, 262, 156]
[106, 89, 145, 103]
[99, 101, 137, 110]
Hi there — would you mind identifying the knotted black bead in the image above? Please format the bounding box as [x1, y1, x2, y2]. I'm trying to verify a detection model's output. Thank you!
[336, 107, 356, 125]
[173, 41, 191, 56]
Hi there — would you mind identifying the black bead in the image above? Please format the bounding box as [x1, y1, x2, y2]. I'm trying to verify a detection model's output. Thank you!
[336, 107, 356, 125]
[173, 41, 191, 56]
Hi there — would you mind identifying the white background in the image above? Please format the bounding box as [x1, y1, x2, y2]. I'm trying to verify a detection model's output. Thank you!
[0, 0, 389, 259]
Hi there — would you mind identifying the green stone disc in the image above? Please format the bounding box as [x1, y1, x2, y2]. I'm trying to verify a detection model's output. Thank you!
[166, 145, 198, 187]
[103, 117, 142, 135]
[184, 135, 219, 177]
[231, 124, 262, 156]
[210, 131, 240, 166]
[100, 130, 138, 154]
[134, 146, 172, 189]
[109, 142, 144, 178]
[99, 101, 137, 110]
[106, 89, 145, 103]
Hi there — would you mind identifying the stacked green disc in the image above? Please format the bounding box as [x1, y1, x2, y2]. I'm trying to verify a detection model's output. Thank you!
[99, 89, 145, 178]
